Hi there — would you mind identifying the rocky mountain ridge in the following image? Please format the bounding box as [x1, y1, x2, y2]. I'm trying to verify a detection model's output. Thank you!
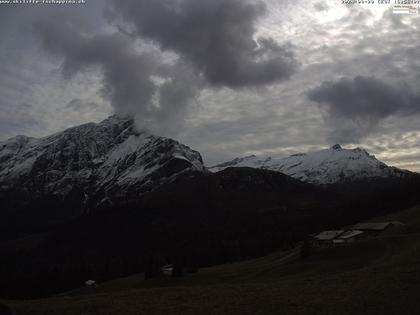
[0, 116, 205, 205]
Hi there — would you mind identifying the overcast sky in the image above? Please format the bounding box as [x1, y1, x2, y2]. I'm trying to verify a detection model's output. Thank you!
[1, 0, 420, 171]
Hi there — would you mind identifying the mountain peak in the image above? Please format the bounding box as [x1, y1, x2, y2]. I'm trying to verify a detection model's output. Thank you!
[331, 144, 342, 150]
[0, 116, 205, 202]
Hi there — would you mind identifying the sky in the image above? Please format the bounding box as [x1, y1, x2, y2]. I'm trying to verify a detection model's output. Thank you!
[0, 0, 420, 171]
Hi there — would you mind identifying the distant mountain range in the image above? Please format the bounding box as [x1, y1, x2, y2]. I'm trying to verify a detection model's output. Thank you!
[209, 144, 412, 184]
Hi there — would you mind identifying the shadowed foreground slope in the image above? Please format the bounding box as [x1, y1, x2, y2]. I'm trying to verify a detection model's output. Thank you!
[7, 204, 420, 315]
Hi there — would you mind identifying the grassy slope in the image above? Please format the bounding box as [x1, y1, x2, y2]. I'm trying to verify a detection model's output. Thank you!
[5, 205, 420, 315]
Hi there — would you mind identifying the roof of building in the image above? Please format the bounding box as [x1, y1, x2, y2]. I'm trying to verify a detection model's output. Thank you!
[314, 230, 344, 241]
[338, 230, 364, 240]
[352, 222, 392, 231]
[161, 264, 173, 270]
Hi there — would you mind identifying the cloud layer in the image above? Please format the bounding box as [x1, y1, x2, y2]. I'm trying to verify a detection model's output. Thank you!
[36, 15, 201, 134]
[34, 0, 298, 135]
[109, 0, 298, 88]
[307, 76, 420, 142]
[2, 1, 420, 172]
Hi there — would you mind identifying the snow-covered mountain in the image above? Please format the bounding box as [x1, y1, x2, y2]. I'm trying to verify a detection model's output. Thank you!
[0, 116, 205, 202]
[209, 144, 411, 184]
[1, 115, 413, 208]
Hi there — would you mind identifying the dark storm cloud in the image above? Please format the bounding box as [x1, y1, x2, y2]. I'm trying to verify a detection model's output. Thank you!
[34, 0, 297, 134]
[37, 16, 157, 115]
[307, 76, 420, 120]
[108, 0, 298, 88]
[156, 60, 203, 124]
[307, 76, 420, 141]
[35, 13, 201, 133]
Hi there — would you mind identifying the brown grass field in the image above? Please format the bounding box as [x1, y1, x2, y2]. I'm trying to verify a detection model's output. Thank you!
[4, 205, 420, 315]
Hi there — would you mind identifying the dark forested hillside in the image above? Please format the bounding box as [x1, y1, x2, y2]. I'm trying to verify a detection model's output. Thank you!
[1, 167, 420, 298]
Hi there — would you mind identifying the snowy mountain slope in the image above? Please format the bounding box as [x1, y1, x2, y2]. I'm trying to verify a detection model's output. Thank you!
[0, 116, 205, 200]
[209, 144, 411, 184]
